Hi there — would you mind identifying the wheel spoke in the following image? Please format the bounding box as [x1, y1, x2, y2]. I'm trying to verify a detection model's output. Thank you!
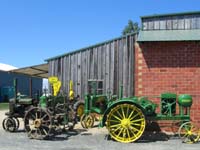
[41, 114, 48, 120]
[35, 112, 38, 119]
[115, 109, 123, 119]
[112, 114, 122, 121]
[130, 126, 140, 132]
[126, 128, 131, 140]
[121, 105, 125, 119]
[127, 107, 135, 119]
[30, 113, 36, 120]
[126, 105, 129, 118]
[130, 113, 140, 121]
[113, 125, 121, 132]
[131, 123, 144, 127]
[129, 127, 137, 138]
[41, 127, 48, 135]
[130, 118, 144, 123]
[117, 128, 124, 136]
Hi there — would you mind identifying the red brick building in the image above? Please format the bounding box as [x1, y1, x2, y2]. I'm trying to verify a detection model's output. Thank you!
[136, 11, 200, 126]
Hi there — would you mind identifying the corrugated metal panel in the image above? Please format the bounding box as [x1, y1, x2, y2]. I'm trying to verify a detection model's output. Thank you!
[137, 29, 200, 42]
[48, 34, 136, 98]
[0, 71, 42, 101]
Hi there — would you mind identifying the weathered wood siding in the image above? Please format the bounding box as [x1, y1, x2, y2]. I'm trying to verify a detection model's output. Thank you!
[48, 34, 136, 98]
[142, 13, 200, 30]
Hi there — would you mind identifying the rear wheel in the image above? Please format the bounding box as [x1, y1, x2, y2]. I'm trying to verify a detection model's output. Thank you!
[24, 107, 52, 139]
[106, 103, 145, 143]
[178, 122, 200, 143]
[74, 101, 84, 120]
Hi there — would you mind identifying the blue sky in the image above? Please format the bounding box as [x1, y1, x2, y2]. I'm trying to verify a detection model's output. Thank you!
[0, 0, 199, 68]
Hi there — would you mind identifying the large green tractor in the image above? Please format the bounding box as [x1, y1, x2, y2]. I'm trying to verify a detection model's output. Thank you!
[82, 81, 200, 143]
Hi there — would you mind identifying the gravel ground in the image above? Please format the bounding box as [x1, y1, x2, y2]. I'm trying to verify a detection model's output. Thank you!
[0, 110, 199, 150]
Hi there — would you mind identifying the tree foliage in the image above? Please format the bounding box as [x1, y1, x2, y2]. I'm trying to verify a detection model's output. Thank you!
[122, 20, 140, 35]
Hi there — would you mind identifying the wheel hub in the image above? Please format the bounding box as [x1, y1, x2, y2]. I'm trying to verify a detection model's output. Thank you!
[187, 131, 192, 135]
[121, 119, 131, 128]
[34, 119, 42, 128]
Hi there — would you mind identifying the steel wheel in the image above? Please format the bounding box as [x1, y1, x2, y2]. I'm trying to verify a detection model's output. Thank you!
[2, 117, 16, 132]
[13, 117, 20, 130]
[80, 114, 95, 128]
[77, 104, 84, 119]
[178, 122, 200, 144]
[106, 104, 146, 143]
[24, 107, 52, 139]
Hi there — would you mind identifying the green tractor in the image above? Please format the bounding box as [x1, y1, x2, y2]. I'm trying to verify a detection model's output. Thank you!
[23, 77, 81, 139]
[80, 80, 117, 128]
[82, 80, 200, 143]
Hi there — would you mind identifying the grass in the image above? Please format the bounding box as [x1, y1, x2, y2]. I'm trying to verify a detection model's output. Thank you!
[0, 103, 9, 110]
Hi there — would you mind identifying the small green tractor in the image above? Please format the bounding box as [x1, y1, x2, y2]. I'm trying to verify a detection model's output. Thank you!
[81, 80, 200, 143]
[23, 76, 82, 139]
[2, 78, 39, 132]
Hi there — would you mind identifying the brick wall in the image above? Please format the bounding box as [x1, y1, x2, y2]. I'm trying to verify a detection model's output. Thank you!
[135, 41, 200, 129]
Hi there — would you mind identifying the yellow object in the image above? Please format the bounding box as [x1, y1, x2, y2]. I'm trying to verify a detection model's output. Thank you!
[48, 76, 58, 84]
[178, 122, 200, 144]
[106, 104, 145, 143]
[77, 104, 84, 118]
[69, 80, 74, 100]
[48, 76, 61, 96]
[52, 81, 61, 96]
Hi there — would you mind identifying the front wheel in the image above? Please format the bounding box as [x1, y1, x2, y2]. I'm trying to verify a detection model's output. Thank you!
[2, 117, 16, 132]
[106, 103, 146, 143]
[80, 114, 95, 128]
[178, 121, 200, 143]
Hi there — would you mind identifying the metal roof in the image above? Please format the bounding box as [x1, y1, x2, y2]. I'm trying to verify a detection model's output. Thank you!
[9, 63, 48, 78]
[141, 11, 200, 19]
[137, 29, 200, 42]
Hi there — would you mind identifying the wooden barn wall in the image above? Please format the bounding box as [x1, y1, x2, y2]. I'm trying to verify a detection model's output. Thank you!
[48, 34, 136, 99]
[142, 14, 200, 30]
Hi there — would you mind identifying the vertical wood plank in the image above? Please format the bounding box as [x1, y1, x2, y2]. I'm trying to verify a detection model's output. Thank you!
[159, 19, 166, 30]
[154, 19, 160, 30]
[177, 17, 184, 29]
[77, 52, 82, 96]
[110, 42, 115, 94]
[185, 16, 191, 29]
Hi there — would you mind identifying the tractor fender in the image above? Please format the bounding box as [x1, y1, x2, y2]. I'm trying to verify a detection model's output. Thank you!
[100, 100, 145, 127]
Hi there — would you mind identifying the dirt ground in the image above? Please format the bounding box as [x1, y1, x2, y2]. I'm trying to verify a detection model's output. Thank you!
[0, 110, 200, 150]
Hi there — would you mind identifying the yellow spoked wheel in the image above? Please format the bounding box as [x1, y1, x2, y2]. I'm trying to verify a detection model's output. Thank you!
[77, 104, 84, 119]
[106, 104, 146, 143]
[80, 114, 95, 128]
[178, 122, 200, 144]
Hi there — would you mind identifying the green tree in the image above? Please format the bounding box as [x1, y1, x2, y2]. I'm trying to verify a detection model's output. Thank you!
[122, 20, 140, 35]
